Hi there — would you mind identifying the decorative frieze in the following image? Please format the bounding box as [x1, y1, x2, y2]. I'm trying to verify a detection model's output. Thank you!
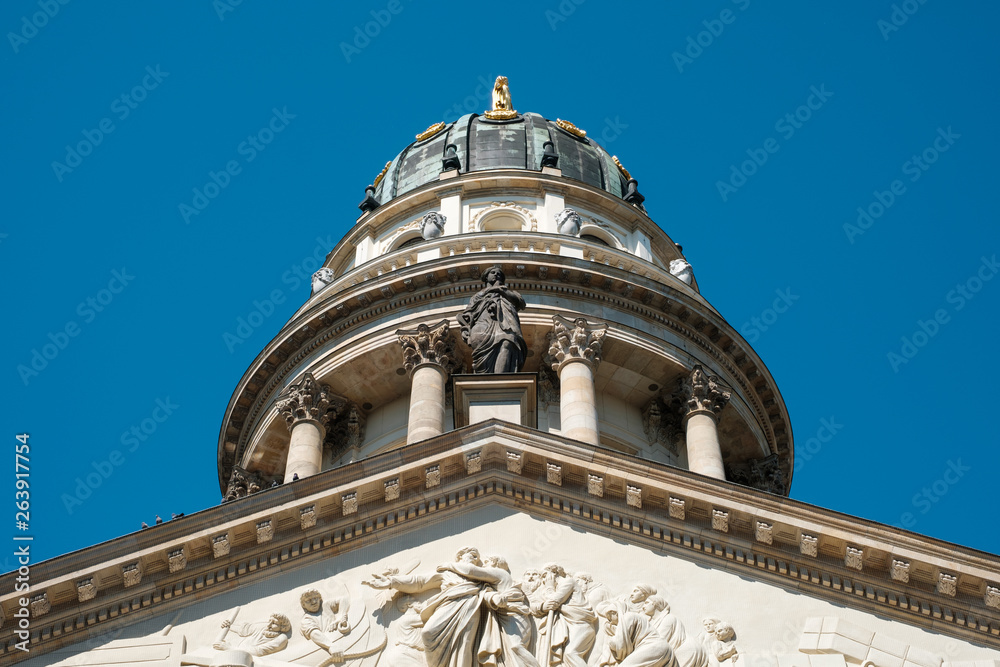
[712, 509, 729, 532]
[342, 493, 359, 516]
[256, 520, 274, 544]
[845, 546, 864, 570]
[276, 372, 333, 431]
[384, 479, 400, 502]
[626, 485, 642, 509]
[397, 320, 460, 375]
[547, 315, 608, 371]
[212, 534, 231, 558]
[587, 474, 604, 497]
[668, 497, 685, 520]
[300, 505, 317, 529]
[755, 521, 773, 545]
[167, 548, 187, 573]
[800, 533, 818, 557]
[425, 465, 441, 488]
[122, 562, 142, 588]
[466, 452, 482, 475]
[506, 451, 523, 474]
[30, 593, 50, 617]
[678, 365, 731, 419]
[937, 572, 957, 597]
[890, 559, 910, 583]
[77, 578, 96, 602]
[546, 463, 562, 486]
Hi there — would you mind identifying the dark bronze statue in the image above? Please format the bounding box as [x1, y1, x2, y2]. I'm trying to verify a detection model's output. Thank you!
[457, 266, 527, 373]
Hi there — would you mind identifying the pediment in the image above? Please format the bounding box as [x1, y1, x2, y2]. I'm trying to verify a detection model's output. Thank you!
[4, 422, 1000, 666]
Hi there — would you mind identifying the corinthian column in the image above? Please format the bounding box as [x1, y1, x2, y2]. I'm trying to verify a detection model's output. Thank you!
[678, 365, 731, 480]
[398, 320, 460, 444]
[277, 372, 332, 481]
[547, 315, 608, 445]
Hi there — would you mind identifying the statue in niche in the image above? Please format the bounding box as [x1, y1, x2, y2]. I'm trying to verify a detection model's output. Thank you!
[457, 266, 528, 374]
[594, 602, 677, 667]
[531, 563, 597, 667]
[213, 612, 291, 657]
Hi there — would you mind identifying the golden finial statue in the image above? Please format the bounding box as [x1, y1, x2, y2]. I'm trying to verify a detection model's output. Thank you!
[484, 76, 518, 120]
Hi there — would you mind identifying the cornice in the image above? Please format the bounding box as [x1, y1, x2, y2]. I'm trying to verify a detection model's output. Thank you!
[8, 422, 997, 663]
[216, 251, 793, 492]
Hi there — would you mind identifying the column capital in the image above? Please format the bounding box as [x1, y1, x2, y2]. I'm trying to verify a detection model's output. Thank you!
[546, 315, 608, 372]
[678, 365, 731, 422]
[276, 372, 333, 432]
[397, 319, 461, 376]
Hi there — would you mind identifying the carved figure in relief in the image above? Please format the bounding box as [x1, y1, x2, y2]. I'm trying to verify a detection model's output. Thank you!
[299, 588, 351, 657]
[575, 572, 612, 609]
[364, 546, 495, 667]
[643, 597, 707, 667]
[457, 266, 528, 374]
[436, 554, 540, 667]
[380, 597, 427, 667]
[624, 584, 657, 613]
[213, 612, 291, 657]
[531, 563, 597, 667]
[595, 603, 677, 667]
[699, 619, 739, 667]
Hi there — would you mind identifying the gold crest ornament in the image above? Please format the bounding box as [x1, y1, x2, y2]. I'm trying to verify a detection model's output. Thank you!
[416, 122, 445, 142]
[612, 155, 631, 181]
[371, 161, 391, 189]
[484, 75, 518, 120]
[556, 118, 587, 138]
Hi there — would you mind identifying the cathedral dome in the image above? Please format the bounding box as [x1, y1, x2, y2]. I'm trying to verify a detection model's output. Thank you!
[365, 112, 645, 211]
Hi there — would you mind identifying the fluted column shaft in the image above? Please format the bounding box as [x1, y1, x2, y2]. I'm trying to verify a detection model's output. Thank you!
[678, 365, 731, 480]
[276, 372, 332, 481]
[548, 315, 608, 446]
[398, 320, 459, 445]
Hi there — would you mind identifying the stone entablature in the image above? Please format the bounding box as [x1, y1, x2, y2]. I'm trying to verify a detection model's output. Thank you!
[6, 422, 998, 663]
[218, 251, 792, 494]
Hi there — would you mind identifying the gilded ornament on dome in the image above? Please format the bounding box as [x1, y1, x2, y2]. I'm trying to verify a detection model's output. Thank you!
[556, 118, 587, 138]
[371, 161, 391, 188]
[415, 121, 445, 141]
[612, 155, 632, 180]
[484, 75, 518, 120]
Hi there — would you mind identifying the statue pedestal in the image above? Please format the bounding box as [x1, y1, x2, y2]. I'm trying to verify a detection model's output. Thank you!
[452, 373, 537, 429]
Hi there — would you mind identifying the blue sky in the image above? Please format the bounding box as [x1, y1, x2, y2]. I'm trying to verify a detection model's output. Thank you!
[2, 1, 998, 566]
